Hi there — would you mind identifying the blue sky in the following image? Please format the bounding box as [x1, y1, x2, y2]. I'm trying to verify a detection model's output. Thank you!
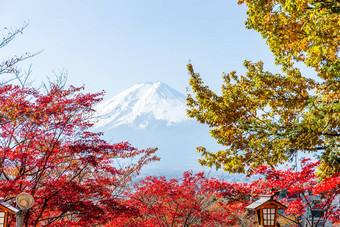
[1, 0, 281, 98]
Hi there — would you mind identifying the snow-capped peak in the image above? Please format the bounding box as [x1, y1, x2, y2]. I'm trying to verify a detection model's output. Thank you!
[93, 82, 189, 129]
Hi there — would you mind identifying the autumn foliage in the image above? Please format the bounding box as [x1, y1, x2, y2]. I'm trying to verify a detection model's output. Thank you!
[186, 0, 340, 176]
[185, 1, 340, 219]
[2, 3, 340, 224]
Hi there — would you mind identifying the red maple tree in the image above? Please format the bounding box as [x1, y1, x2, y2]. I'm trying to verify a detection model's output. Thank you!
[0, 24, 159, 226]
[0, 84, 158, 226]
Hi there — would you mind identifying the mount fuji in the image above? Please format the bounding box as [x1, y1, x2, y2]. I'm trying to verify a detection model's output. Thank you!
[93, 82, 230, 178]
[94, 82, 189, 129]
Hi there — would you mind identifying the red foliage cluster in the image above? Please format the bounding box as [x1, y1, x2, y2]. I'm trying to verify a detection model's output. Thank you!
[108, 171, 249, 227]
[110, 160, 339, 226]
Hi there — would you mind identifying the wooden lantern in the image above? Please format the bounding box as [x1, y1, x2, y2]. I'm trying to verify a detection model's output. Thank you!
[246, 195, 287, 227]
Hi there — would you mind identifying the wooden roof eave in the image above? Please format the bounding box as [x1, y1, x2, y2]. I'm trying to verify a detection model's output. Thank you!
[257, 200, 287, 210]
[0, 202, 20, 214]
[246, 198, 287, 210]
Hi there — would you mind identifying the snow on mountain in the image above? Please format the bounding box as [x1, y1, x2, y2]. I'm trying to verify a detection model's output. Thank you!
[94, 82, 189, 129]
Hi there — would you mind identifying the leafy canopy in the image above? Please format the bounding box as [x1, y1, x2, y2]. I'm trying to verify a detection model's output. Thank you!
[187, 0, 340, 175]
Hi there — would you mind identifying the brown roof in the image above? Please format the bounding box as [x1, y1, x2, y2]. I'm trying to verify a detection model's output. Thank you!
[246, 195, 287, 210]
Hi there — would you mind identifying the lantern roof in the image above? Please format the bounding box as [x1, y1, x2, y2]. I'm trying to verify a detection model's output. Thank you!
[246, 195, 287, 210]
[0, 198, 19, 214]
